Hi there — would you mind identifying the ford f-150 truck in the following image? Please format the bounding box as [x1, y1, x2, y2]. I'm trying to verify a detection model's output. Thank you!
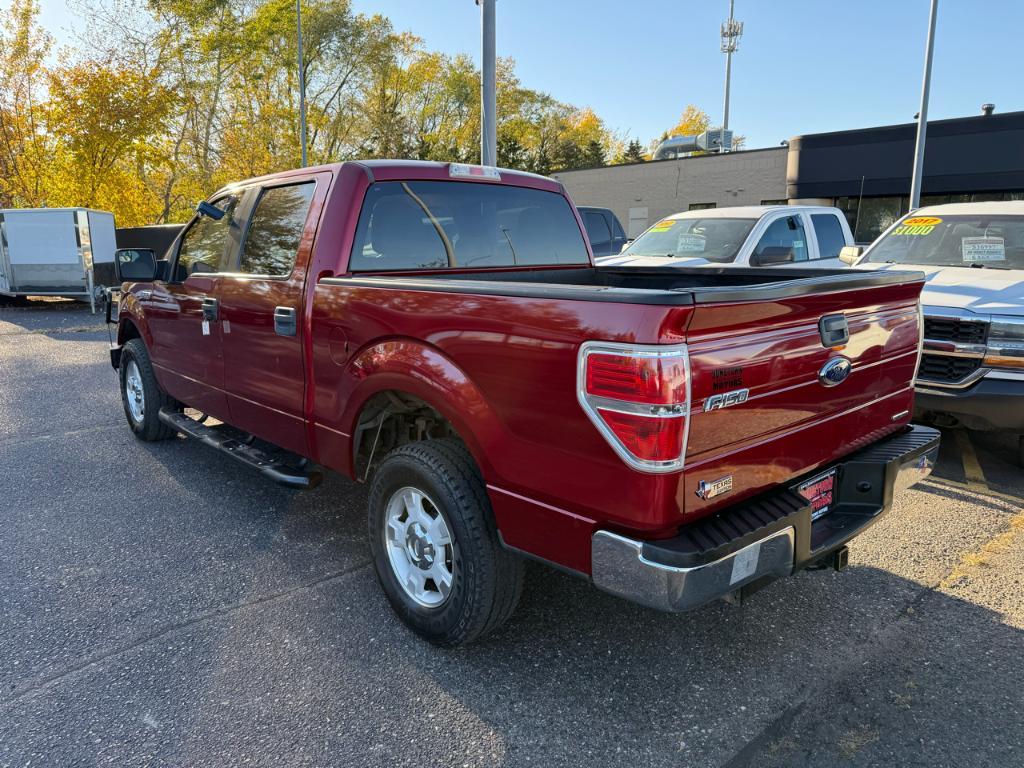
[111, 160, 940, 646]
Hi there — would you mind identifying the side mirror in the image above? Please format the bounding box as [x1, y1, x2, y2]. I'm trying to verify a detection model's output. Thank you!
[751, 246, 794, 266]
[115, 248, 158, 282]
[839, 245, 863, 265]
[196, 200, 225, 220]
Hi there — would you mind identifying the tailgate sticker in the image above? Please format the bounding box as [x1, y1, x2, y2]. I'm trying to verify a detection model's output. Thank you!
[695, 475, 733, 500]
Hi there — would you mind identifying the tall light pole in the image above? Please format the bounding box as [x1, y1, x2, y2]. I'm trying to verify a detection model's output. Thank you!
[297, 0, 308, 167]
[719, 0, 743, 153]
[909, 0, 938, 210]
[477, 0, 497, 166]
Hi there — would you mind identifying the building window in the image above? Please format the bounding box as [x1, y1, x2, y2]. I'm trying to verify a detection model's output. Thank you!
[688, 202, 716, 211]
[837, 191, 1024, 244]
[760, 199, 787, 206]
[834, 196, 908, 244]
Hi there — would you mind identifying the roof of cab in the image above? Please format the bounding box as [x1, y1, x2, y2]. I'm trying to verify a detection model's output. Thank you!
[662, 204, 841, 220]
[901, 200, 1024, 217]
[216, 159, 561, 198]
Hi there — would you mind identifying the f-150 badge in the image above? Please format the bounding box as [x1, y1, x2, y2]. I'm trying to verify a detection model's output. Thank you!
[704, 388, 749, 411]
[696, 475, 734, 500]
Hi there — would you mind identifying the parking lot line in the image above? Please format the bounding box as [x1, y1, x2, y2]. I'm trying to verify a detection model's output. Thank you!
[954, 429, 989, 492]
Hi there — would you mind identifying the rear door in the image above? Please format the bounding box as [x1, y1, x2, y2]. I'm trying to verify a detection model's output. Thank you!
[143, 196, 240, 419]
[217, 174, 326, 455]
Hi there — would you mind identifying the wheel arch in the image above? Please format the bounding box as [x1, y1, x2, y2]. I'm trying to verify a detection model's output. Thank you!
[337, 339, 504, 482]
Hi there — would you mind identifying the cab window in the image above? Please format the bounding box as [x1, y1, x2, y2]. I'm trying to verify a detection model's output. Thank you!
[752, 216, 809, 262]
[811, 214, 847, 259]
[174, 197, 238, 280]
[238, 182, 315, 276]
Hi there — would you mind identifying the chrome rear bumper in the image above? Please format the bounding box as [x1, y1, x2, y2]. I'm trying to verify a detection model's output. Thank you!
[591, 425, 940, 613]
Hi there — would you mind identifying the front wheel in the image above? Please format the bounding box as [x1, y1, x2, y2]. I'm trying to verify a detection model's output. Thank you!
[368, 439, 524, 646]
[119, 338, 179, 441]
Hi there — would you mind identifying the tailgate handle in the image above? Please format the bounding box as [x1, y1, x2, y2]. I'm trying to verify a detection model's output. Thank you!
[819, 314, 849, 347]
[274, 306, 297, 337]
[201, 296, 218, 321]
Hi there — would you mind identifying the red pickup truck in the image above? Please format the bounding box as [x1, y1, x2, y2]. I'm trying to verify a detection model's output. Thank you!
[111, 160, 940, 645]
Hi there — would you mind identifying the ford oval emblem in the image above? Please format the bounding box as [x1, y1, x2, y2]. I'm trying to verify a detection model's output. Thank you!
[819, 357, 852, 387]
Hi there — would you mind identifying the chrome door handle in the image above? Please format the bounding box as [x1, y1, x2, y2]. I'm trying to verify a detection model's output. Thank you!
[274, 306, 297, 337]
[201, 297, 218, 321]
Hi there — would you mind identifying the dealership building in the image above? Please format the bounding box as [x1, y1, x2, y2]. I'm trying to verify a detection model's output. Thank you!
[552, 108, 1024, 243]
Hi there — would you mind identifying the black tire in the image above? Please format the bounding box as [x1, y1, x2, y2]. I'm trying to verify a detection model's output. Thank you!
[368, 439, 524, 646]
[119, 338, 179, 441]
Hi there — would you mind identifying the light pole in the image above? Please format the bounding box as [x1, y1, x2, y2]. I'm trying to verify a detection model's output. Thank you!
[909, 0, 939, 210]
[297, 0, 308, 167]
[719, 0, 743, 153]
[477, 0, 497, 166]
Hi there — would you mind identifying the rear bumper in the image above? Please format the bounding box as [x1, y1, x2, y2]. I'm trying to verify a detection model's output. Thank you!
[591, 425, 941, 612]
[916, 377, 1024, 431]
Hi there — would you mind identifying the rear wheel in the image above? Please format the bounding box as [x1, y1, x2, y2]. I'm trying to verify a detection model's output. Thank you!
[368, 439, 524, 646]
[119, 338, 179, 441]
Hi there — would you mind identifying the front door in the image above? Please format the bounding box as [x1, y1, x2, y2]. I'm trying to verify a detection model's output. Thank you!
[143, 196, 241, 420]
[218, 176, 324, 455]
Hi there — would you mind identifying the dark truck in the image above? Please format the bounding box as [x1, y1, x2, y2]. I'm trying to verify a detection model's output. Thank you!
[111, 160, 939, 645]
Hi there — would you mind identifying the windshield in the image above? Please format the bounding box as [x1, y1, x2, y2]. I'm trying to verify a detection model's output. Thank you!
[621, 217, 757, 263]
[864, 214, 1024, 269]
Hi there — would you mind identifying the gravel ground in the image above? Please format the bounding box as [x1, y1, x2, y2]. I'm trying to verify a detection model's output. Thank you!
[1, 300, 1021, 768]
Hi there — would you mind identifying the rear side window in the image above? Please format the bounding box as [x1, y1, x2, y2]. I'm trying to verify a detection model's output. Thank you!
[583, 212, 612, 250]
[349, 181, 590, 271]
[811, 214, 847, 259]
[176, 197, 238, 279]
[239, 182, 315, 276]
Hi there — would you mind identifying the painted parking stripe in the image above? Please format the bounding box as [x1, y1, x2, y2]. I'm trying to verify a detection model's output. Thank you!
[954, 429, 989, 492]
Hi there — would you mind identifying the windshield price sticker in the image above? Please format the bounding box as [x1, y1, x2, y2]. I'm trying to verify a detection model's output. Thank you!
[650, 219, 676, 232]
[962, 236, 1006, 262]
[893, 216, 942, 236]
[676, 233, 706, 253]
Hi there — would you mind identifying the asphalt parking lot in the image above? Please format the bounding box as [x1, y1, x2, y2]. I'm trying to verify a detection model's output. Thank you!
[1, 300, 1022, 768]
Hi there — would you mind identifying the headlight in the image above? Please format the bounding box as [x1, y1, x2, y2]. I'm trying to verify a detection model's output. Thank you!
[984, 318, 1024, 369]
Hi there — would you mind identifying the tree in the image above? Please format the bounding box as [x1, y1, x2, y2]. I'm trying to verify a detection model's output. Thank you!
[3, 0, 622, 223]
[667, 104, 711, 137]
[616, 139, 646, 164]
[0, 0, 51, 206]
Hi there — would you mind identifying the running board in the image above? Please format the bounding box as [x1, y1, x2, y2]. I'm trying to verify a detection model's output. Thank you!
[158, 409, 322, 490]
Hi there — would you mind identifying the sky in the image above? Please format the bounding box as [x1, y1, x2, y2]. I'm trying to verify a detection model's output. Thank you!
[34, 0, 1024, 150]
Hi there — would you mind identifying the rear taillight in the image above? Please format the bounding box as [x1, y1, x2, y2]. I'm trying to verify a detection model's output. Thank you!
[577, 342, 691, 472]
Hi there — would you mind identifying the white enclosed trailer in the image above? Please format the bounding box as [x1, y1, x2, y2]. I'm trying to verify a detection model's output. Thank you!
[0, 208, 117, 312]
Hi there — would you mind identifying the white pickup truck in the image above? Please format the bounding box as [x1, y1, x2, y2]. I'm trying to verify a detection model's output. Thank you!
[596, 205, 855, 269]
[853, 201, 1024, 464]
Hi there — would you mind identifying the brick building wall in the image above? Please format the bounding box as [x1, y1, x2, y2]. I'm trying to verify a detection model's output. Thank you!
[552, 146, 789, 237]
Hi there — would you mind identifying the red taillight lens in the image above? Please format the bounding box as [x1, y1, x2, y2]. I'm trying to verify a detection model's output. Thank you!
[597, 410, 687, 462]
[585, 352, 687, 405]
[578, 342, 691, 472]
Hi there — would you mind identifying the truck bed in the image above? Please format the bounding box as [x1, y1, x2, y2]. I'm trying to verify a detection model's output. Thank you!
[323, 264, 920, 305]
[312, 264, 925, 574]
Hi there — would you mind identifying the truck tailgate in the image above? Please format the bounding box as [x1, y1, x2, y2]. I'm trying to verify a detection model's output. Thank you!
[682, 279, 924, 518]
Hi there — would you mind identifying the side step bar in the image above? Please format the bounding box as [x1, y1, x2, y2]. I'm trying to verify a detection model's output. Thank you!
[158, 409, 322, 490]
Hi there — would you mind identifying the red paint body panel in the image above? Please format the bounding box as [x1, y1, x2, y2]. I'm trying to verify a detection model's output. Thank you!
[117, 160, 926, 577]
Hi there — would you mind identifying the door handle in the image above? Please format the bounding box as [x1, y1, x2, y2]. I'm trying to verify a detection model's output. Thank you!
[201, 296, 218, 321]
[274, 306, 297, 337]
